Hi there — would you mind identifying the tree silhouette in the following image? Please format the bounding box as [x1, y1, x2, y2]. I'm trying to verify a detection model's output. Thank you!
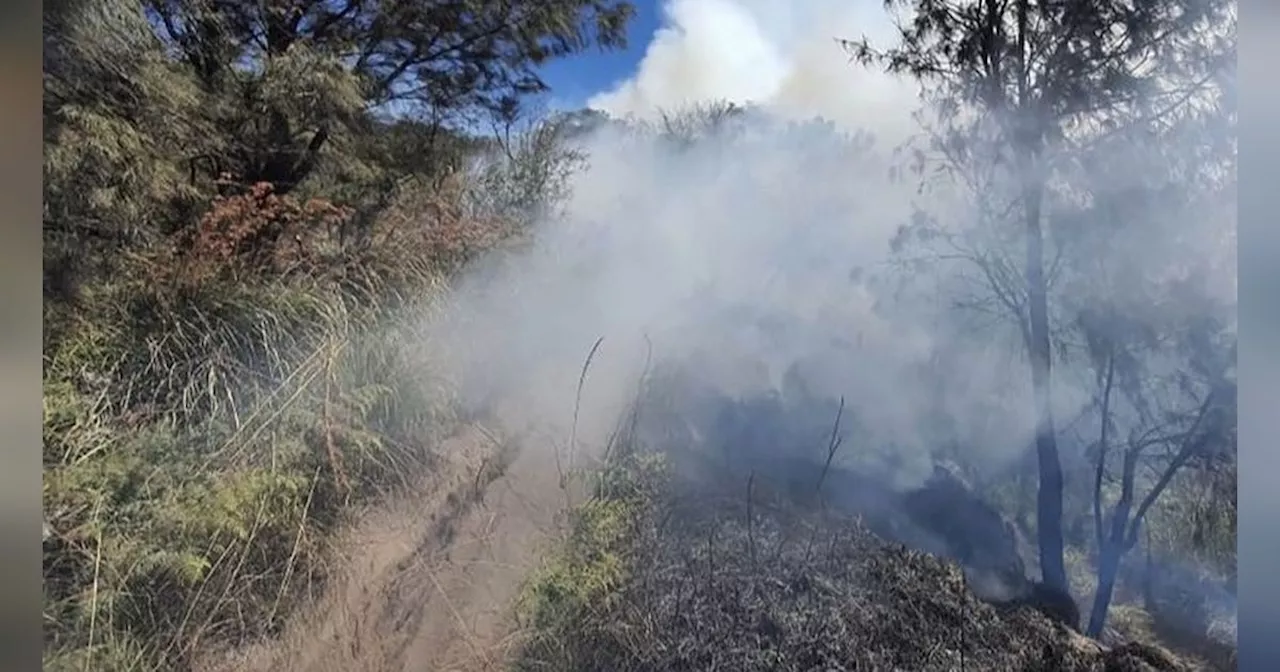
[846, 0, 1234, 602]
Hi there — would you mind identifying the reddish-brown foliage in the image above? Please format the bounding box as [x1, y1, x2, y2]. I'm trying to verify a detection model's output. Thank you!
[177, 181, 353, 283]
[374, 173, 517, 271]
[143, 174, 519, 292]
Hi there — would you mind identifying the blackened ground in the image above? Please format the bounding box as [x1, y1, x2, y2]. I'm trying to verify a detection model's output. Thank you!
[515, 462, 1194, 672]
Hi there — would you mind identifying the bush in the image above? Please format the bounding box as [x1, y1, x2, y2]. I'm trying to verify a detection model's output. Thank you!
[42, 104, 587, 670]
[41, 178, 471, 670]
[513, 453, 667, 671]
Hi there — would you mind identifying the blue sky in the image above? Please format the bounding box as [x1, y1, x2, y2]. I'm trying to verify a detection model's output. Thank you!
[536, 0, 664, 111]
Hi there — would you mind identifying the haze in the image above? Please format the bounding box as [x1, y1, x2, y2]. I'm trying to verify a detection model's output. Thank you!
[429, 0, 1237, 494]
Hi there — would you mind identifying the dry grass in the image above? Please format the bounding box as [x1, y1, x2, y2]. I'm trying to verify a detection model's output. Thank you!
[511, 370, 1210, 672]
[187, 423, 521, 672]
[40, 166, 523, 671]
[515, 450, 1199, 672]
[42, 290, 453, 670]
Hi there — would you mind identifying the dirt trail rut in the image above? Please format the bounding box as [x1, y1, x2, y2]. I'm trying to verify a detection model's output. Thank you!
[200, 423, 570, 672]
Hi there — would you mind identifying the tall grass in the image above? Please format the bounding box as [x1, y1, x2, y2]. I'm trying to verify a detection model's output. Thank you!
[42, 113, 587, 671]
[42, 182, 467, 671]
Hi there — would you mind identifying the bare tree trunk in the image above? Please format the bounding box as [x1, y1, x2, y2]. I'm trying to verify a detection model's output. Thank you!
[1023, 175, 1068, 595]
[1087, 354, 1117, 637]
[1086, 395, 1215, 636]
[1012, 0, 1067, 598]
[1088, 441, 1139, 637]
[1087, 542, 1124, 636]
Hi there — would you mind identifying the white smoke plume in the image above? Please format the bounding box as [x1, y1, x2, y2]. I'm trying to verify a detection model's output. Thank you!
[588, 0, 920, 141]
[435, 121, 1055, 489]
[404, 1, 1238, 639]
[425, 1, 1235, 497]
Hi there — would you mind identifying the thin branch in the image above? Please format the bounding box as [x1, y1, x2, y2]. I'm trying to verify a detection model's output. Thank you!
[567, 336, 605, 481]
[1125, 391, 1218, 549]
[1093, 351, 1116, 550]
[1071, 71, 1221, 153]
[813, 396, 846, 498]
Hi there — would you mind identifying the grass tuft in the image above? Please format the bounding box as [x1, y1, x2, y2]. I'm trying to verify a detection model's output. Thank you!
[42, 180, 474, 671]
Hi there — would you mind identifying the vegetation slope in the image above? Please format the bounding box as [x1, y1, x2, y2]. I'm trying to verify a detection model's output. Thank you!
[43, 1, 1236, 671]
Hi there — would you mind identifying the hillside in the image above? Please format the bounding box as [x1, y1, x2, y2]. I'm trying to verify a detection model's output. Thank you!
[43, 1, 1236, 670]
[508, 367, 1233, 672]
[178, 400, 1217, 672]
[511, 449, 1198, 672]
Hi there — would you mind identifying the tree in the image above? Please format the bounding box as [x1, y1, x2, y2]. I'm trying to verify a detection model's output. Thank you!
[1064, 108, 1236, 635]
[144, 0, 636, 193]
[847, 0, 1234, 598]
[43, 0, 212, 301]
[44, 0, 638, 298]
[1081, 310, 1234, 636]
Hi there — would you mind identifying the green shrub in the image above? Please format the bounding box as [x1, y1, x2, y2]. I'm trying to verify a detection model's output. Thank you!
[513, 453, 666, 671]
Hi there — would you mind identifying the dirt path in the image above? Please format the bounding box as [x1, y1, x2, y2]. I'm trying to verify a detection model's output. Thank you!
[198, 422, 571, 672]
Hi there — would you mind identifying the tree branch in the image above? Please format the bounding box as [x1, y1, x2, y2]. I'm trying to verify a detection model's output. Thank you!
[1093, 351, 1116, 550]
[1124, 391, 1218, 549]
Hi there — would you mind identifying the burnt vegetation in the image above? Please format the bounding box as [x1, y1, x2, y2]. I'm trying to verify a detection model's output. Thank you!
[514, 433, 1189, 672]
[517, 355, 1235, 671]
[44, 0, 1235, 670]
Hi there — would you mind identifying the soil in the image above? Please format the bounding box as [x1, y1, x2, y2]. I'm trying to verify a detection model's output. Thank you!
[195, 422, 570, 672]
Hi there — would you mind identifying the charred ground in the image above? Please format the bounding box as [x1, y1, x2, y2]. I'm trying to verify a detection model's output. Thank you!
[513, 449, 1192, 672]
[512, 365, 1222, 672]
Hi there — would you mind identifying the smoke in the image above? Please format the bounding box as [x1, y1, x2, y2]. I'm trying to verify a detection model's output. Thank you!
[431, 114, 1061, 489]
[408, 0, 1236, 643]
[426, 0, 1234, 527]
[587, 0, 920, 144]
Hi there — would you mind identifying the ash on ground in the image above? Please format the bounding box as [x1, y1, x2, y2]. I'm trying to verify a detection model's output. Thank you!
[549, 364, 1219, 672]
[540, 466, 1191, 672]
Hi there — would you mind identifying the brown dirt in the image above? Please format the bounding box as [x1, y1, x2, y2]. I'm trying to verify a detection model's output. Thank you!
[196, 422, 570, 672]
